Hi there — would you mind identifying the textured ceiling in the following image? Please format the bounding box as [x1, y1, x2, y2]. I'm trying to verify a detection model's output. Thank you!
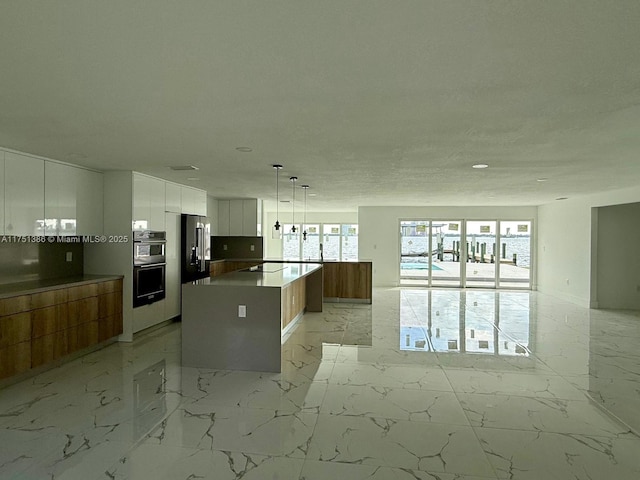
[1, 1, 639, 211]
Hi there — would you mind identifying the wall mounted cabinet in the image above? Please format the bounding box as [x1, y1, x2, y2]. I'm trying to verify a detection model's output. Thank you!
[218, 199, 260, 236]
[133, 173, 166, 231]
[4, 151, 45, 236]
[45, 162, 77, 236]
[165, 182, 182, 213]
[76, 168, 103, 235]
[181, 186, 206, 216]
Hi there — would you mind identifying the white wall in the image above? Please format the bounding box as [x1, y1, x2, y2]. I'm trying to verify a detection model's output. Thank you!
[263, 210, 358, 259]
[596, 202, 640, 309]
[358, 206, 537, 287]
[537, 185, 640, 307]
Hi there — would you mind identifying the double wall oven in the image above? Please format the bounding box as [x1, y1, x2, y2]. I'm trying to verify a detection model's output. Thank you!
[133, 230, 166, 307]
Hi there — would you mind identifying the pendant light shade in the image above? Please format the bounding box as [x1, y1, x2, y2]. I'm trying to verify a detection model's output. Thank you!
[290, 176, 298, 233]
[272, 164, 283, 239]
[301, 185, 309, 241]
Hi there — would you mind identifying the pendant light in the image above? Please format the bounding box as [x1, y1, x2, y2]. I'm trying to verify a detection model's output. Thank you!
[290, 176, 298, 233]
[301, 185, 309, 241]
[272, 164, 283, 239]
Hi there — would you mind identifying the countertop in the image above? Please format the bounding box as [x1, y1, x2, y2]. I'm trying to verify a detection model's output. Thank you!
[0, 274, 124, 299]
[190, 262, 322, 288]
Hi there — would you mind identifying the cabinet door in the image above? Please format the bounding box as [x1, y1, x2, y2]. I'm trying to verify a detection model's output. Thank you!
[229, 200, 243, 236]
[180, 186, 195, 214]
[45, 162, 77, 236]
[0, 152, 5, 235]
[76, 169, 104, 235]
[165, 182, 182, 213]
[164, 212, 181, 319]
[194, 189, 207, 216]
[218, 200, 230, 235]
[133, 173, 165, 230]
[242, 199, 258, 236]
[4, 152, 45, 235]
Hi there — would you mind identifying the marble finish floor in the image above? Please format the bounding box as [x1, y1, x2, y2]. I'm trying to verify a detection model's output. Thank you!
[1, 288, 640, 479]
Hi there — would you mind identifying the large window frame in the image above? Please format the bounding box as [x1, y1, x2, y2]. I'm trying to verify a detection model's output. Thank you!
[282, 223, 358, 261]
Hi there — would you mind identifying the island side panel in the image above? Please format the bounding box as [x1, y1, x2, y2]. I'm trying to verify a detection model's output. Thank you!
[182, 284, 282, 372]
[305, 267, 323, 312]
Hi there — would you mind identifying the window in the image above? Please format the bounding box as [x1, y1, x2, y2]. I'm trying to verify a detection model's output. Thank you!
[283, 223, 358, 261]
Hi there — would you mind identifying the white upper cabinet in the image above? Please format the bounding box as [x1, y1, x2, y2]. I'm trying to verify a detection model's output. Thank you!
[181, 186, 207, 216]
[229, 200, 243, 235]
[165, 182, 182, 213]
[45, 162, 77, 236]
[76, 168, 103, 235]
[4, 151, 45, 236]
[133, 173, 165, 231]
[0, 152, 5, 235]
[217, 199, 260, 236]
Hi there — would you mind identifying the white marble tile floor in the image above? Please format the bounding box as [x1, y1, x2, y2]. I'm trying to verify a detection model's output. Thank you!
[1, 287, 640, 479]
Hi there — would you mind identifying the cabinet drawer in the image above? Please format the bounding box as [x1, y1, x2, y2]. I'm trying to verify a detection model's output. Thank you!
[32, 332, 67, 368]
[67, 284, 99, 301]
[68, 297, 99, 326]
[31, 289, 68, 309]
[0, 295, 31, 316]
[98, 280, 122, 295]
[0, 341, 31, 379]
[31, 305, 69, 338]
[0, 312, 31, 348]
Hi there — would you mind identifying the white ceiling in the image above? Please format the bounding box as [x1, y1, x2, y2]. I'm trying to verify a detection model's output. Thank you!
[1, 1, 640, 212]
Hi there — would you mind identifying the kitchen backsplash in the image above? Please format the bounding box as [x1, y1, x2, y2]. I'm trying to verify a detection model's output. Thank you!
[211, 236, 263, 260]
[0, 239, 84, 285]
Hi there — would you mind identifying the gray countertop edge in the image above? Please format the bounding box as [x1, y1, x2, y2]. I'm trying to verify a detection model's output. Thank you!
[193, 262, 323, 288]
[0, 274, 124, 299]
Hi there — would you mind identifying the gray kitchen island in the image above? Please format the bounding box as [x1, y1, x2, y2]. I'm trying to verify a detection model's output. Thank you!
[181, 262, 322, 372]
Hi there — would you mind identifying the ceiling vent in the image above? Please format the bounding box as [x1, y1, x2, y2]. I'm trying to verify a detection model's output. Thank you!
[169, 165, 199, 171]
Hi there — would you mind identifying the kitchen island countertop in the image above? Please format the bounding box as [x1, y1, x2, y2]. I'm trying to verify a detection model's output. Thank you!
[192, 262, 322, 288]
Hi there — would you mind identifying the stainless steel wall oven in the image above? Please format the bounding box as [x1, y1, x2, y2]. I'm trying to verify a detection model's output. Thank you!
[133, 231, 166, 307]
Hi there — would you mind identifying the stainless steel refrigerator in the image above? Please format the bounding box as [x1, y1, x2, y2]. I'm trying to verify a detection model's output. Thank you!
[181, 214, 210, 283]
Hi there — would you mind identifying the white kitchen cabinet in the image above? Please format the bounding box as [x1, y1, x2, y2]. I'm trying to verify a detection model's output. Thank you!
[0, 152, 5, 235]
[76, 168, 103, 235]
[181, 186, 207, 215]
[45, 162, 77, 236]
[165, 182, 182, 213]
[133, 173, 165, 231]
[229, 200, 243, 235]
[217, 198, 260, 236]
[194, 189, 207, 216]
[242, 199, 260, 236]
[4, 151, 45, 236]
[164, 212, 181, 319]
[218, 200, 230, 235]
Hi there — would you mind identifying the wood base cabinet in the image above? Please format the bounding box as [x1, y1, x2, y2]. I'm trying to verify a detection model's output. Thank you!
[0, 278, 123, 380]
[323, 262, 372, 303]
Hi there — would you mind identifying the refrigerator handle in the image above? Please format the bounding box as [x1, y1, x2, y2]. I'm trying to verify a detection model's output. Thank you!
[196, 226, 204, 271]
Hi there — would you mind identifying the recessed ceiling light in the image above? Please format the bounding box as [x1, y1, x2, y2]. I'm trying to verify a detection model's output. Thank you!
[556, 197, 568, 200]
[280, 200, 290, 203]
[169, 165, 199, 171]
[472, 164, 489, 169]
[537, 178, 548, 182]
[235, 147, 253, 152]
[186, 177, 199, 181]
[308, 193, 317, 197]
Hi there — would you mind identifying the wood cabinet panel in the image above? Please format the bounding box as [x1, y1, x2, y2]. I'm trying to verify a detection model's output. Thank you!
[31, 304, 68, 338]
[282, 277, 306, 329]
[322, 262, 372, 301]
[1, 278, 123, 380]
[31, 289, 68, 309]
[0, 312, 31, 348]
[0, 295, 31, 316]
[67, 283, 99, 301]
[32, 331, 67, 368]
[0, 342, 31, 379]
